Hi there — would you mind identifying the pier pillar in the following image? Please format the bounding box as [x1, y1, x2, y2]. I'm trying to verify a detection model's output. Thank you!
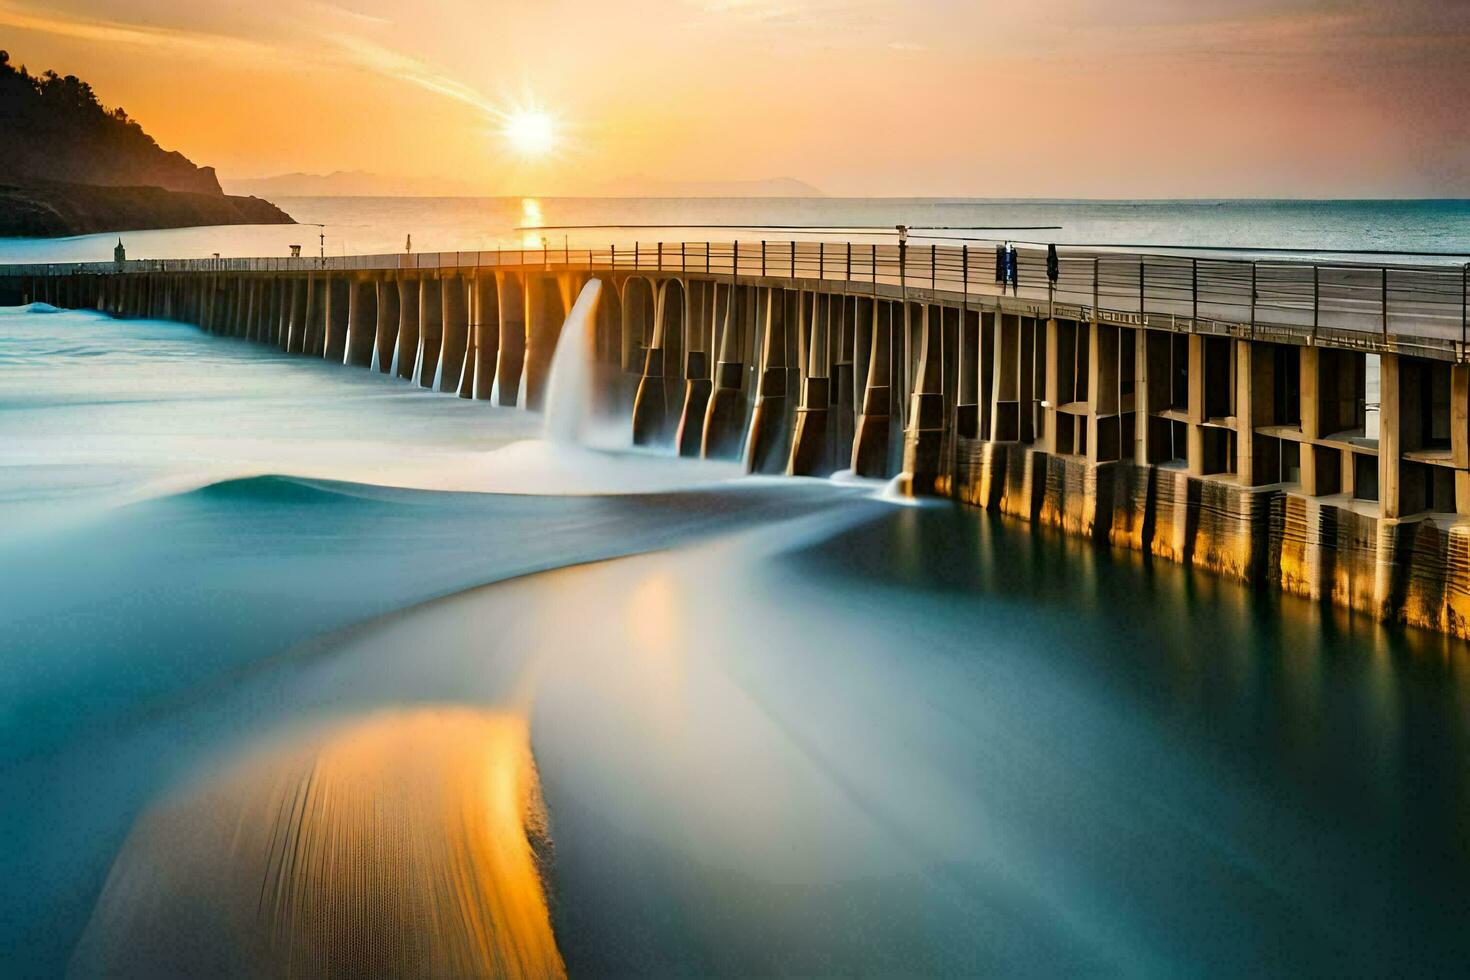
[275, 277, 291, 349]
[374, 276, 400, 374]
[395, 278, 419, 381]
[743, 288, 793, 473]
[1379, 352, 1401, 519]
[899, 303, 946, 494]
[521, 274, 567, 410]
[789, 291, 834, 476]
[302, 276, 325, 357]
[439, 275, 469, 393]
[345, 278, 378, 368]
[632, 279, 686, 446]
[702, 283, 748, 459]
[852, 299, 893, 476]
[254, 279, 274, 343]
[287, 278, 307, 353]
[1454, 366, 1470, 514]
[417, 275, 443, 387]
[674, 281, 715, 457]
[1186, 333, 1206, 476]
[1087, 323, 1120, 463]
[472, 273, 500, 400]
[495, 273, 525, 406]
[324, 277, 350, 362]
[956, 306, 980, 441]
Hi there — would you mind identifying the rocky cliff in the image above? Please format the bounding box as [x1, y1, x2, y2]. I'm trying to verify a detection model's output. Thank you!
[0, 50, 293, 236]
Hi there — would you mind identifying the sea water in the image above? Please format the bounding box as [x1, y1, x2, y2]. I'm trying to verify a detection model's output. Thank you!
[1, 196, 1465, 265]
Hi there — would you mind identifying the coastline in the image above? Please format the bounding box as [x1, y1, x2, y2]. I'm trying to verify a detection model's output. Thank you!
[0, 179, 294, 238]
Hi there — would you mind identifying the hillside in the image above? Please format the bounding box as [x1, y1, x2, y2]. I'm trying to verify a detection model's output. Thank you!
[0, 50, 292, 236]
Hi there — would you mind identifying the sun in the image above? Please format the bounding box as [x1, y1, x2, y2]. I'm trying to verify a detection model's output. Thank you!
[502, 109, 557, 157]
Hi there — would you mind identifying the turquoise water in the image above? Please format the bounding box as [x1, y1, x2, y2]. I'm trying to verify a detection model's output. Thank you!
[3, 252, 1470, 973]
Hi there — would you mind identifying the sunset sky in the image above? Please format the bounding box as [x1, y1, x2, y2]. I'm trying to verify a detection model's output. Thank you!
[3, 0, 1467, 197]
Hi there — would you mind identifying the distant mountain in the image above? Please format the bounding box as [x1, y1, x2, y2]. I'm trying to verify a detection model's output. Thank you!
[223, 171, 484, 198]
[590, 176, 823, 198]
[0, 49, 292, 237]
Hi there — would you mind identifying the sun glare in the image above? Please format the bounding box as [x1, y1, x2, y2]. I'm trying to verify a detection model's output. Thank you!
[503, 109, 556, 157]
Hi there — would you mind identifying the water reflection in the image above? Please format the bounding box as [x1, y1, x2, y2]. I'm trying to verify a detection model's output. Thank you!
[71, 708, 564, 979]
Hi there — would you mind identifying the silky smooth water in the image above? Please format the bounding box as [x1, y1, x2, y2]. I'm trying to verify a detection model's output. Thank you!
[3, 213, 1470, 974]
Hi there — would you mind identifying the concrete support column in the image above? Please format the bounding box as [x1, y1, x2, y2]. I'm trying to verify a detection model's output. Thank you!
[852, 299, 893, 476]
[395, 278, 420, 380]
[632, 280, 677, 446]
[956, 306, 980, 441]
[345, 277, 377, 368]
[1087, 323, 1119, 464]
[521, 275, 567, 410]
[495, 274, 525, 406]
[301, 276, 324, 356]
[254, 277, 270, 340]
[675, 281, 716, 458]
[789, 292, 833, 476]
[472, 274, 500, 400]
[275, 277, 291, 348]
[324, 278, 350, 362]
[1040, 318, 1061, 453]
[1450, 365, 1470, 514]
[1379, 352, 1401, 518]
[1186, 333, 1205, 476]
[1299, 346, 1321, 494]
[374, 277, 400, 374]
[439, 275, 469, 393]
[287, 278, 308, 353]
[417, 275, 444, 388]
[741, 288, 790, 472]
[899, 303, 946, 494]
[701, 283, 748, 459]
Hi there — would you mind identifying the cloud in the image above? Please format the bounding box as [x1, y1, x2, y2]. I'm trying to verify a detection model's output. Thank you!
[0, 0, 279, 60]
[326, 33, 499, 115]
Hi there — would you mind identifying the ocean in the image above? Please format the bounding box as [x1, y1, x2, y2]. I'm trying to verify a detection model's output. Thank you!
[3, 199, 1470, 976]
[1, 196, 1466, 265]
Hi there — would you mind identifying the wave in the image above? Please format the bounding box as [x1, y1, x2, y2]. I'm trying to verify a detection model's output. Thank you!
[70, 707, 565, 979]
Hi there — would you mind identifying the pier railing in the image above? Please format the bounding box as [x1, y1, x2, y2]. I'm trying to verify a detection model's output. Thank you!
[6, 241, 1468, 358]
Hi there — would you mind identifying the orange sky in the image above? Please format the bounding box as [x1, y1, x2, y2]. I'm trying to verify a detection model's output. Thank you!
[3, 0, 1467, 197]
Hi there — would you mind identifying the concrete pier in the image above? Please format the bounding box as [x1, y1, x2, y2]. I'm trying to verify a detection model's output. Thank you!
[7, 242, 1470, 638]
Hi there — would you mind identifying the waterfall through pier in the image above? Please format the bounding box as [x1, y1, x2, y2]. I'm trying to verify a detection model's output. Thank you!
[542, 278, 602, 446]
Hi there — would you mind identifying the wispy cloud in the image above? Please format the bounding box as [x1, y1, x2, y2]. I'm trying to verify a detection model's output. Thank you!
[326, 33, 500, 116]
[0, 0, 278, 60]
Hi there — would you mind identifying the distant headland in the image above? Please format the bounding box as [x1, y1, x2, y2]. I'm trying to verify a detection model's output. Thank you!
[0, 51, 293, 238]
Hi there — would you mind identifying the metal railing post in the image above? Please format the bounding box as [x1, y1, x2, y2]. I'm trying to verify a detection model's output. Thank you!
[931, 244, 937, 290]
[761, 240, 767, 277]
[1191, 257, 1199, 322]
[1381, 266, 1389, 341]
[1139, 258, 1146, 319]
[681, 242, 687, 274]
[791, 241, 796, 278]
[1250, 261, 1257, 337]
[657, 242, 663, 272]
[1312, 264, 1320, 343]
[819, 242, 825, 280]
[1092, 256, 1100, 319]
